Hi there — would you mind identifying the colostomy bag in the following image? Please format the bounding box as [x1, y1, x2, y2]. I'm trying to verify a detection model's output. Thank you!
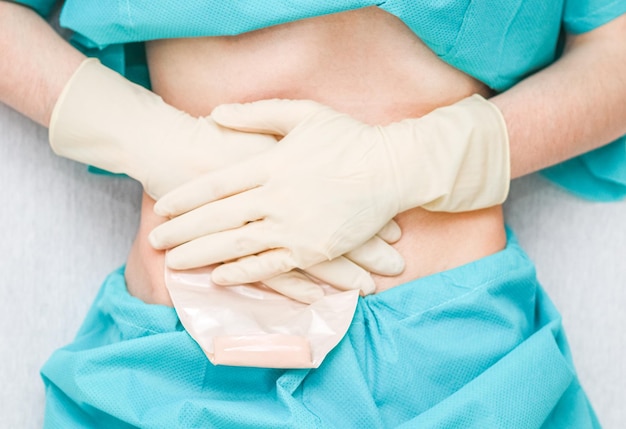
[165, 264, 359, 368]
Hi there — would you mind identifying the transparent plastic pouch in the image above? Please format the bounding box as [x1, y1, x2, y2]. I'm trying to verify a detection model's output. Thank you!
[165, 264, 359, 368]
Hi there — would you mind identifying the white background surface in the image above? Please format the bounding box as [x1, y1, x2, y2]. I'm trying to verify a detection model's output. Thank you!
[1, 102, 625, 428]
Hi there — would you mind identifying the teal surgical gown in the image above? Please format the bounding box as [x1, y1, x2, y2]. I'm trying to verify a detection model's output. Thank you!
[40, 232, 601, 428]
[12, 0, 626, 427]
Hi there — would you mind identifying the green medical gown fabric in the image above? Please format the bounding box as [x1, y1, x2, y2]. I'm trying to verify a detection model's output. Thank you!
[15, 0, 626, 201]
[40, 233, 600, 428]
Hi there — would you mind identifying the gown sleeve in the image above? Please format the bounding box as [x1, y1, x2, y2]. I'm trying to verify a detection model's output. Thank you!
[541, 2, 626, 201]
[7, 0, 59, 18]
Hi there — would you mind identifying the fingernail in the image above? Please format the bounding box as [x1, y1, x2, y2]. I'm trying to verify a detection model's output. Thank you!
[211, 104, 237, 123]
[211, 271, 226, 284]
[148, 231, 162, 249]
[391, 254, 405, 275]
[153, 201, 170, 217]
[359, 276, 376, 296]
[212, 266, 240, 285]
[388, 223, 402, 242]
[164, 251, 179, 269]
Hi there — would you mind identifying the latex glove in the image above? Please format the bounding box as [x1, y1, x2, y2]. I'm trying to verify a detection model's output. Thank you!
[150, 96, 509, 285]
[264, 218, 403, 300]
[49, 58, 278, 199]
[48, 59, 404, 303]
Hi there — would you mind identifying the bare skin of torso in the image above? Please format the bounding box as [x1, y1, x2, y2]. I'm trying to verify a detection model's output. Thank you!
[125, 7, 506, 306]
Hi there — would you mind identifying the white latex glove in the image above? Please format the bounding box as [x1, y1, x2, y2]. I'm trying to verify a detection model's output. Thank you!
[150, 96, 510, 285]
[49, 58, 404, 303]
[49, 58, 278, 199]
[262, 218, 403, 300]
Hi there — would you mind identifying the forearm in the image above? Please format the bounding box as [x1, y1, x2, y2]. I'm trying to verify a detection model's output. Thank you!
[0, 2, 84, 127]
[492, 14, 626, 179]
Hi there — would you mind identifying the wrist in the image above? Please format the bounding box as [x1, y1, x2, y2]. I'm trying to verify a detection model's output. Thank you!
[392, 94, 510, 212]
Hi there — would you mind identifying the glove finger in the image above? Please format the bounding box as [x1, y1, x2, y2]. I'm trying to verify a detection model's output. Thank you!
[262, 271, 324, 304]
[212, 99, 323, 136]
[149, 188, 265, 250]
[165, 221, 273, 270]
[344, 236, 405, 277]
[154, 157, 266, 217]
[211, 248, 297, 285]
[376, 219, 402, 244]
[304, 257, 376, 296]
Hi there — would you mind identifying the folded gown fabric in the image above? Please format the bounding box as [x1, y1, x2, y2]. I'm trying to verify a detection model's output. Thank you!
[40, 231, 599, 428]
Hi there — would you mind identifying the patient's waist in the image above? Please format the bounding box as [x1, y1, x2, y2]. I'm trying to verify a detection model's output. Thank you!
[126, 8, 506, 304]
[145, 7, 491, 125]
[130, 197, 505, 301]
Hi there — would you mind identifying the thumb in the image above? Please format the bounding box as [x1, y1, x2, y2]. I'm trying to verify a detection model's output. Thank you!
[211, 99, 323, 136]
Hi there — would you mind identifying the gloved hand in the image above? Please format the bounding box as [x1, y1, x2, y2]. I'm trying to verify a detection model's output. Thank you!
[261, 218, 403, 301]
[149, 96, 510, 285]
[49, 58, 278, 199]
[49, 58, 404, 303]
